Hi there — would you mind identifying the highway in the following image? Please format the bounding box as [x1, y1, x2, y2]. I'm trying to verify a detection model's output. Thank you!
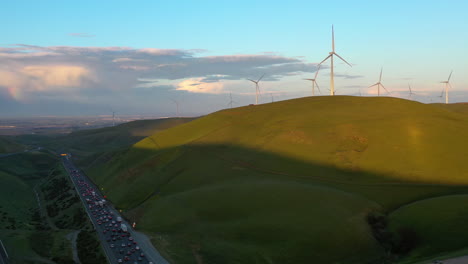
[0, 240, 9, 264]
[62, 155, 169, 264]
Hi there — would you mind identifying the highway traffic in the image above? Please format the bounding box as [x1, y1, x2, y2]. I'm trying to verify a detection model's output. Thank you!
[62, 155, 169, 264]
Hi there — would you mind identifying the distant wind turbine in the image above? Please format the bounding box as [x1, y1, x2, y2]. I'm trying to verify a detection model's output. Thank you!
[408, 84, 416, 99]
[170, 98, 180, 117]
[440, 71, 453, 104]
[318, 25, 352, 96]
[369, 67, 390, 96]
[248, 73, 265, 105]
[304, 64, 322, 96]
[227, 92, 236, 108]
[110, 108, 117, 127]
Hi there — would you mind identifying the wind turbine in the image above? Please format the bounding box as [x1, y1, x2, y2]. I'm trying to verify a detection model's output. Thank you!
[170, 98, 180, 117]
[109, 108, 117, 127]
[408, 83, 416, 99]
[440, 71, 453, 104]
[369, 67, 390, 96]
[304, 64, 322, 96]
[248, 73, 265, 105]
[227, 92, 236, 108]
[318, 25, 352, 96]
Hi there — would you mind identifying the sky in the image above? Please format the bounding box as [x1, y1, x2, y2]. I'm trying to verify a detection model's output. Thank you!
[1, 0, 467, 117]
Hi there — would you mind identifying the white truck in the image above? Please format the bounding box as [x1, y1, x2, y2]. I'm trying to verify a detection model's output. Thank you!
[117, 216, 122, 222]
[121, 223, 128, 233]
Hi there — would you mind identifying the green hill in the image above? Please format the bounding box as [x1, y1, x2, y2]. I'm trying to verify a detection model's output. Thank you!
[0, 136, 24, 154]
[86, 96, 468, 264]
[432, 102, 468, 115]
[47, 118, 195, 161]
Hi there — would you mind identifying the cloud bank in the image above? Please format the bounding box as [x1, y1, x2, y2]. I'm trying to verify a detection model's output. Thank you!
[0, 44, 318, 105]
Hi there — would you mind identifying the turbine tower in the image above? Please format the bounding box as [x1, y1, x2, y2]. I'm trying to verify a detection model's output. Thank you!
[440, 71, 453, 104]
[304, 64, 321, 96]
[227, 92, 236, 108]
[318, 25, 352, 96]
[369, 67, 390, 96]
[170, 99, 180, 117]
[408, 84, 415, 99]
[248, 73, 265, 105]
[110, 108, 117, 127]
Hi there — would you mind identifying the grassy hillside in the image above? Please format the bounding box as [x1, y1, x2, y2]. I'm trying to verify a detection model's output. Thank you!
[0, 152, 88, 263]
[87, 96, 468, 264]
[389, 195, 468, 263]
[432, 102, 468, 115]
[0, 136, 24, 153]
[50, 117, 195, 152]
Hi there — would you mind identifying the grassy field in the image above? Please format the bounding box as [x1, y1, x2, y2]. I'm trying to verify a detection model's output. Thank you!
[85, 96, 468, 263]
[0, 136, 24, 153]
[46, 117, 195, 155]
[432, 102, 468, 115]
[389, 195, 468, 263]
[0, 152, 85, 263]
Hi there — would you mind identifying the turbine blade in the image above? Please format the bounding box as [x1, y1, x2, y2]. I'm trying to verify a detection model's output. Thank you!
[448, 70, 453, 82]
[381, 83, 391, 94]
[304, 79, 314, 81]
[319, 54, 332, 65]
[369, 83, 378, 88]
[334, 53, 352, 67]
[315, 81, 321, 94]
[314, 64, 321, 78]
[379, 67, 383, 82]
[247, 79, 256, 83]
[257, 73, 265, 82]
[408, 83, 412, 93]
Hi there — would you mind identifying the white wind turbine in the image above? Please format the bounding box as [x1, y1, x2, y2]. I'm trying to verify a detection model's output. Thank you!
[408, 83, 416, 99]
[369, 67, 390, 96]
[170, 98, 180, 117]
[319, 25, 352, 96]
[440, 71, 453, 104]
[304, 64, 322, 96]
[248, 73, 265, 105]
[227, 92, 236, 108]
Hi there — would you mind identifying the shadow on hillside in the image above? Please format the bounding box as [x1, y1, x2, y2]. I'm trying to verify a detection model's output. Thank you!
[84, 143, 468, 264]
[90, 142, 468, 213]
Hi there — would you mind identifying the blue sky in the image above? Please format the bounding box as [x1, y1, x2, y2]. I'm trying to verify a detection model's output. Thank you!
[1, 0, 467, 117]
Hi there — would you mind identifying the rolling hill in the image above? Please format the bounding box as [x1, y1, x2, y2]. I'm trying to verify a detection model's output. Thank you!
[49, 117, 196, 154]
[0, 136, 24, 154]
[432, 102, 468, 115]
[86, 96, 468, 264]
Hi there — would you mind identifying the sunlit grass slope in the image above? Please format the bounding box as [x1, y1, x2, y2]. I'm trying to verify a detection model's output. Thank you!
[87, 96, 468, 264]
[432, 102, 468, 115]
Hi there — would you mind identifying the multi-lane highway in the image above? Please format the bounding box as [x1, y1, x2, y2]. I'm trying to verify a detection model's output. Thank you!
[0, 240, 9, 264]
[62, 155, 169, 264]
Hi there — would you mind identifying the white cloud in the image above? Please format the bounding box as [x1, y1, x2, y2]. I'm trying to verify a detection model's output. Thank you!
[176, 78, 224, 94]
